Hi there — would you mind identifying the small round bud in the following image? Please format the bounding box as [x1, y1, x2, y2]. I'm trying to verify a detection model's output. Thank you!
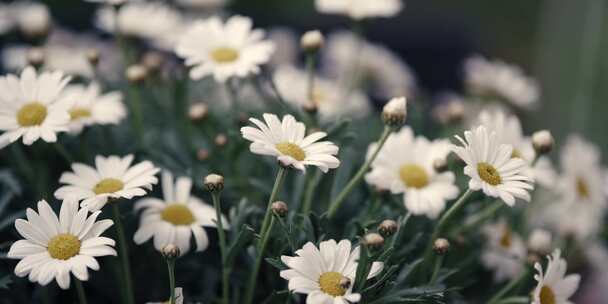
[303, 102, 318, 114]
[271, 201, 288, 217]
[362, 233, 384, 249]
[214, 134, 228, 147]
[141, 51, 164, 73]
[532, 130, 554, 155]
[188, 103, 208, 122]
[378, 219, 398, 237]
[162, 244, 180, 259]
[196, 148, 210, 161]
[86, 48, 100, 67]
[17, 6, 51, 39]
[382, 97, 407, 127]
[433, 158, 448, 173]
[26, 47, 45, 69]
[204, 174, 224, 192]
[300, 30, 324, 53]
[237, 113, 249, 126]
[125, 65, 148, 84]
[339, 277, 351, 290]
[527, 229, 552, 254]
[527, 253, 541, 265]
[433, 238, 450, 255]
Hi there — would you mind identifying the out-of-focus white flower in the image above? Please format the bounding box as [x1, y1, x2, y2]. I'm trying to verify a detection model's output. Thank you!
[432, 93, 465, 125]
[527, 229, 552, 254]
[481, 220, 527, 282]
[12, 1, 52, 38]
[532, 249, 580, 304]
[323, 31, 416, 99]
[464, 55, 540, 110]
[365, 127, 459, 218]
[85, 0, 128, 5]
[176, 0, 226, 9]
[176, 15, 275, 82]
[315, 0, 402, 19]
[0, 4, 14, 35]
[273, 65, 370, 121]
[267, 28, 298, 67]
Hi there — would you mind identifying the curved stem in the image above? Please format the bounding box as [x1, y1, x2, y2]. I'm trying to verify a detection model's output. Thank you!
[429, 255, 444, 285]
[111, 204, 135, 304]
[244, 216, 276, 304]
[327, 126, 392, 218]
[74, 278, 87, 304]
[259, 167, 287, 237]
[487, 267, 530, 304]
[211, 192, 229, 304]
[166, 259, 176, 304]
[301, 170, 321, 214]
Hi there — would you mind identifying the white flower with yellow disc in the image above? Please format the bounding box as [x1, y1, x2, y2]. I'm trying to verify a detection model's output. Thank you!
[532, 249, 580, 304]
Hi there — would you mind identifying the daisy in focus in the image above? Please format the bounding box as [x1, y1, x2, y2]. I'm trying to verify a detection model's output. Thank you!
[133, 171, 229, 254]
[532, 249, 580, 304]
[315, 0, 403, 20]
[0, 66, 72, 148]
[365, 127, 459, 218]
[480, 220, 527, 282]
[240, 113, 340, 172]
[54, 155, 160, 212]
[175, 15, 275, 82]
[59, 83, 127, 134]
[451, 125, 534, 206]
[7, 200, 116, 289]
[280, 239, 383, 303]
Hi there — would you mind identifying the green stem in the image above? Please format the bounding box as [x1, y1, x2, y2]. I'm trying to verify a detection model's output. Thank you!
[53, 142, 73, 163]
[327, 126, 392, 218]
[259, 167, 287, 237]
[429, 255, 444, 285]
[451, 200, 503, 237]
[166, 259, 176, 304]
[111, 204, 135, 304]
[301, 170, 321, 214]
[305, 53, 316, 102]
[244, 216, 276, 304]
[128, 85, 144, 144]
[74, 278, 87, 304]
[487, 267, 530, 304]
[211, 193, 229, 304]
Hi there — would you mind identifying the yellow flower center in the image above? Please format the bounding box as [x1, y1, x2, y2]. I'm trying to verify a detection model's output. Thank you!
[511, 149, 522, 159]
[47, 233, 81, 260]
[499, 227, 512, 248]
[539, 285, 555, 304]
[211, 47, 239, 63]
[93, 178, 124, 195]
[161, 204, 196, 226]
[318, 272, 347, 297]
[17, 102, 47, 126]
[275, 142, 306, 161]
[69, 107, 92, 121]
[477, 162, 501, 186]
[576, 177, 590, 199]
[399, 164, 429, 189]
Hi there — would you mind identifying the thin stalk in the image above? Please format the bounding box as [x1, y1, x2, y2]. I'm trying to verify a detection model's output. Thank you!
[128, 85, 144, 144]
[166, 259, 176, 304]
[259, 167, 287, 237]
[53, 142, 73, 163]
[226, 79, 241, 121]
[74, 278, 88, 304]
[429, 255, 444, 285]
[244, 216, 276, 304]
[301, 170, 321, 214]
[327, 126, 392, 218]
[111, 203, 135, 304]
[451, 200, 503, 237]
[487, 267, 530, 304]
[211, 192, 230, 304]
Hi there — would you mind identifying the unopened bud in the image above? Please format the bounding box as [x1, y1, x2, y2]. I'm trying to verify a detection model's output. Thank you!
[378, 219, 398, 237]
[433, 238, 450, 255]
[271, 201, 288, 217]
[300, 30, 324, 53]
[339, 277, 351, 290]
[86, 48, 100, 67]
[527, 229, 552, 254]
[214, 134, 228, 147]
[362, 233, 384, 249]
[26, 47, 45, 69]
[532, 130, 554, 155]
[125, 65, 148, 84]
[162, 244, 180, 259]
[303, 102, 318, 114]
[204, 174, 224, 192]
[237, 113, 249, 126]
[382, 97, 407, 127]
[141, 51, 164, 73]
[196, 148, 210, 161]
[189, 103, 208, 122]
[433, 158, 448, 173]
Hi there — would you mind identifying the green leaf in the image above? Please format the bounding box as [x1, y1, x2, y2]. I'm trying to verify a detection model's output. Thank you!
[225, 224, 255, 264]
[265, 257, 287, 271]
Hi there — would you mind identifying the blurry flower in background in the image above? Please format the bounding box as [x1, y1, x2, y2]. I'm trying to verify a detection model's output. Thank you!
[532, 249, 580, 304]
[176, 0, 226, 10]
[59, 83, 127, 134]
[0, 66, 72, 148]
[452, 125, 534, 205]
[432, 92, 466, 125]
[527, 228, 552, 254]
[464, 55, 540, 110]
[0, 1, 52, 39]
[54, 155, 160, 212]
[315, 0, 403, 20]
[241, 113, 340, 172]
[481, 220, 527, 282]
[133, 171, 229, 255]
[7, 200, 116, 289]
[176, 15, 275, 82]
[365, 127, 459, 218]
[84, 0, 128, 5]
[267, 27, 298, 68]
[280, 239, 384, 303]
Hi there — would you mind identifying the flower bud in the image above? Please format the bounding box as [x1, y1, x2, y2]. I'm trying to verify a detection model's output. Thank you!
[303, 102, 318, 114]
[532, 130, 554, 155]
[362, 233, 384, 249]
[378, 219, 398, 237]
[271, 201, 288, 217]
[125, 64, 148, 84]
[26, 48, 45, 69]
[527, 229, 552, 254]
[382, 97, 407, 127]
[214, 134, 228, 147]
[432, 94, 465, 125]
[300, 30, 324, 53]
[188, 103, 208, 122]
[433, 158, 449, 173]
[141, 51, 164, 74]
[204, 174, 224, 192]
[433, 238, 450, 255]
[17, 5, 51, 39]
[196, 148, 210, 161]
[162, 244, 180, 259]
[86, 48, 100, 67]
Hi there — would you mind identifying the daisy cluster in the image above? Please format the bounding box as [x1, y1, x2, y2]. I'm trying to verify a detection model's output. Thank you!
[0, 1, 605, 304]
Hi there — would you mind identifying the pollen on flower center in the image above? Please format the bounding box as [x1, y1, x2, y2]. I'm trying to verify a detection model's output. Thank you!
[47, 233, 81, 260]
[161, 204, 195, 226]
[276, 142, 306, 161]
[576, 177, 590, 199]
[93, 178, 124, 195]
[69, 107, 92, 121]
[318, 272, 347, 297]
[17, 102, 47, 126]
[539, 285, 556, 304]
[211, 47, 239, 63]
[399, 164, 429, 189]
[477, 162, 501, 185]
[499, 228, 512, 248]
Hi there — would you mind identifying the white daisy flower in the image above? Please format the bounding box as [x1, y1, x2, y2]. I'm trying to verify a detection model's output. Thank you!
[146, 287, 184, 304]
[240, 113, 340, 173]
[0, 66, 72, 149]
[54, 155, 160, 212]
[532, 249, 580, 304]
[315, 0, 402, 20]
[175, 15, 275, 82]
[267, 28, 298, 68]
[365, 127, 459, 218]
[451, 125, 534, 206]
[481, 220, 527, 282]
[273, 65, 370, 121]
[59, 83, 127, 134]
[7, 199, 116, 289]
[133, 171, 229, 255]
[280, 239, 384, 303]
[464, 55, 540, 110]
